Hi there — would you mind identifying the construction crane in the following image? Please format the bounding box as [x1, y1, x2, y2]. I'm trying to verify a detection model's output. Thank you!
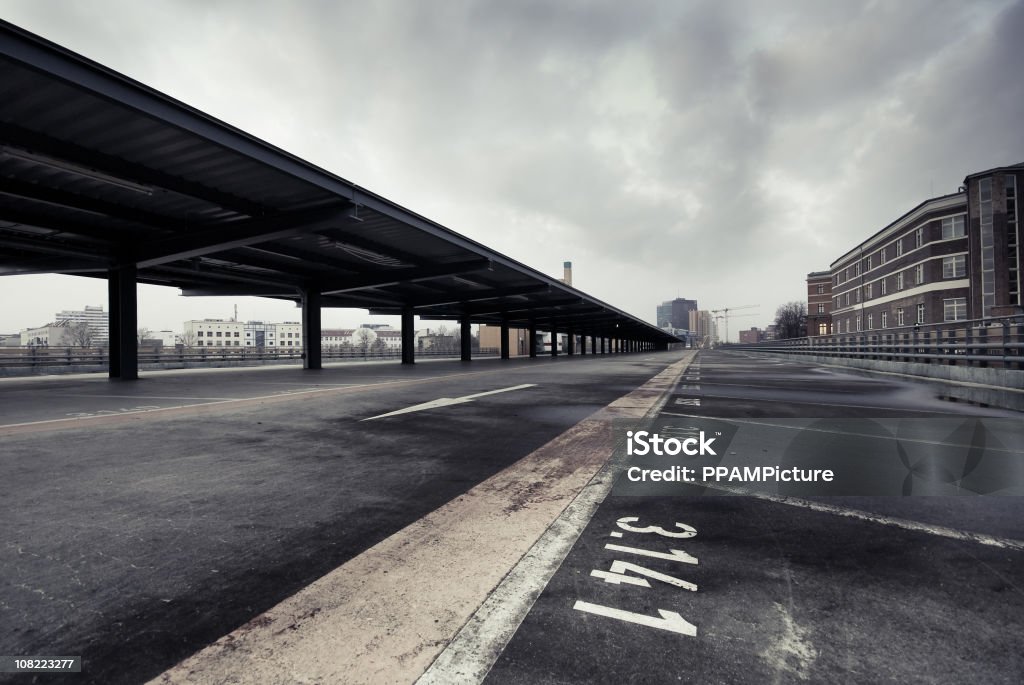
[711, 305, 759, 344]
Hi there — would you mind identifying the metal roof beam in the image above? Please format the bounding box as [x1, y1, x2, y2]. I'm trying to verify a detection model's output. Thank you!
[134, 206, 348, 268]
[180, 285, 300, 297]
[0, 256, 110, 275]
[406, 284, 551, 310]
[1, 178, 182, 230]
[0, 206, 136, 243]
[0, 123, 267, 216]
[318, 227, 426, 267]
[320, 258, 490, 295]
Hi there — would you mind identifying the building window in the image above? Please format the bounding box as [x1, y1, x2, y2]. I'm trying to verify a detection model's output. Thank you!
[816, 284, 824, 294]
[216, 331, 222, 337]
[856, 315, 862, 332]
[880, 248, 887, 264]
[866, 255, 872, 270]
[915, 228, 923, 248]
[865, 283, 872, 299]
[941, 215, 965, 239]
[845, 292, 850, 306]
[881, 311, 889, 328]
[915, 264, 924, 285]
[855, 288, 860, 303]
[867, 314, 873, 330]
[897, 272, 904, 290]
[817, 303, 824, 314]
[881, 279, 887, 295]
[234, 332, 240, 337]
[916, 304, 925, 324]
[197, 331, 204, 337]
[896, 240, 904, 257]
[897, 307, 905, 326]
[942, 255, 966, 278]
[979, 178, 995, 315]
[943, 298, 967, 321]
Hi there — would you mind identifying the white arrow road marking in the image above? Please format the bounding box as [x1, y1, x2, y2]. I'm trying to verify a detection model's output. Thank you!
[361, 384, 537, 421]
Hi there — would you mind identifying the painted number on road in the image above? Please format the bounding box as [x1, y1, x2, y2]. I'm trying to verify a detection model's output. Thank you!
[573, 601, 697, 637]
[573, 516, 700, 637]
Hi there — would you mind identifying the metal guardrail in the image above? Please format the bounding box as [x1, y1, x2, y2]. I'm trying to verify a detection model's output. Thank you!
[0, 346, 501, 373]
[725, 315, 1024, 371]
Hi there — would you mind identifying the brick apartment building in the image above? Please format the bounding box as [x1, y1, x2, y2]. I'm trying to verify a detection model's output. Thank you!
[806, 271, 832, 336]
[828, 163, 1021, 335]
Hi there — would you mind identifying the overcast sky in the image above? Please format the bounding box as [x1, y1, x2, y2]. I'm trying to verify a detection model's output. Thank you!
[2, 0, 1022, 339]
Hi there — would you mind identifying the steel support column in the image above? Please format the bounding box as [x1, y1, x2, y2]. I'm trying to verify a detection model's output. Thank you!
[107, 264, 137, 380]
[529, 318, 538, 358]
[567, 327, 575, 355]
[500, 315, 510, 360]
[401, 306, 415, 365]
[551, 323, 559, 357]
[461, 317, 472, 361]
[302, 286, 322, 370]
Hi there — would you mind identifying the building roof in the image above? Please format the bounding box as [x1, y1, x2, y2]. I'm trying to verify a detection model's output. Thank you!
[962, 163, 1024, 183]
[830, 191, 965, 270]
[0, 20, 676, 345]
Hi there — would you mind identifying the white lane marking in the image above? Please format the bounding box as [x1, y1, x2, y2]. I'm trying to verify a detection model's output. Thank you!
[361, 384, 536, 421]
[58, 394, 238, 401]
[705, 483, 1024, 551]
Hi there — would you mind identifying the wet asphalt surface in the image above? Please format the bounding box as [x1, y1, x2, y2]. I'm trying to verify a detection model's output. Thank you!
[485, 350, 1024, 685]
[0, 352, 681, 685]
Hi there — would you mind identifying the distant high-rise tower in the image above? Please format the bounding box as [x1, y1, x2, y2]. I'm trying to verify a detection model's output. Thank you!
[54, 305, 109, 344]
[562, 261, 573, 286]
[656, 298, 698, 330]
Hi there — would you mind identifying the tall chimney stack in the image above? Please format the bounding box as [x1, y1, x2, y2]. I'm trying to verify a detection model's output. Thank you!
[562, 261, 573, 287]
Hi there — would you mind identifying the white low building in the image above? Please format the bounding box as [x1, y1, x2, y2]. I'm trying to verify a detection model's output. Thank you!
[21, 323, 73, 347]
[183, 319, 246, 347]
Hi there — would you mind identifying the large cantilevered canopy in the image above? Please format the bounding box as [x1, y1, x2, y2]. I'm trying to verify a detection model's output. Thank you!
[0, 20, 679, 364]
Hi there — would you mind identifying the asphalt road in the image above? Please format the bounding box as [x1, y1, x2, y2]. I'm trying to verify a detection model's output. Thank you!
[0, 352, 682, 685]
[485, 350, 1024, 684]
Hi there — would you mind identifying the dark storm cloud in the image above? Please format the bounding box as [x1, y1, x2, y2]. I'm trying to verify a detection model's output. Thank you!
[1, 0, 1021, 329]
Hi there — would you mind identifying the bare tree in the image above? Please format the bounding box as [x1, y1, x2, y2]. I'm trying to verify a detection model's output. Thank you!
[137, 327, 152, 345]
[178, 330, 197, 348]
[774, 301, 808, 339]
[353, 327, 376, 359]
[67, 322, 95, 348]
